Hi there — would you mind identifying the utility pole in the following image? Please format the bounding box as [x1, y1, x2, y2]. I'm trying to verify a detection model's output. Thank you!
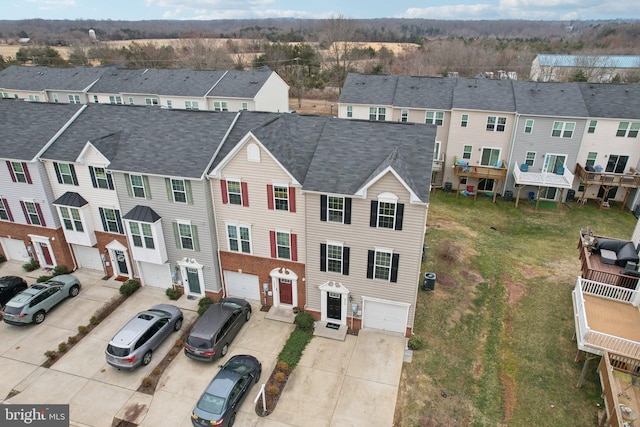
[294, 57, 302, 108]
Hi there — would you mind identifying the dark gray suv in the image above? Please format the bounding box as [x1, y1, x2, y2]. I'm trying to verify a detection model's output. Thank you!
[184, 298, 251, 362]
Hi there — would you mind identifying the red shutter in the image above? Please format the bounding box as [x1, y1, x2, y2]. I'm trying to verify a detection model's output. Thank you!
[289, 186, 296, 213]
[270, 231, 277, 258]
[35, 203, 46, 227]
[6, 161, 16, 182]
[2, 199, 14, 222]
[220, 180, 228, 204]
[267, 184, 274, 210]
[290, 233, 297, 261]
[20, 201, 29, 224]
[22, 163, 32, 184]
[241, 182, 249, 207]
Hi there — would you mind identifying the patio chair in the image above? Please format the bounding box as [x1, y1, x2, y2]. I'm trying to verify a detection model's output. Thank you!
[466, 185, 475, 195]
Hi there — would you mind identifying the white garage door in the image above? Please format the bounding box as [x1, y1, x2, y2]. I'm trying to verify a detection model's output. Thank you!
[224, 271, 260, 301]
[73, 245, 103, 271]
[139, 262, 171, 288]
[0, 237, 30, 262]
[362, 297, 409, 334]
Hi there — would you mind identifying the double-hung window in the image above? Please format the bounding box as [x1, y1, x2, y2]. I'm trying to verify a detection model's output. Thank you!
[320, 242, 350, 275]
[28, 94, 40, 102]
[461, 114, 469, 127]
[401, 109, 408, 122]
[367, 248, 399, 282]
[99, 208, 123, 234]
[227, 223, 251, 254]
[54, 162, 77, 185]
[524, 119, 534, 134]
[145, 98, 159, 106]
[241, 102, 248, 111]
[185, 101, 199, 110]
[276, 231, 290, 259]
[8, 162, 30, 183]
[109, 95, 122, 104]
[588, 120, 597, 134]
[227, 180, 242, 205]
[267, 184, 296, 212]
[369, 107, 386, 121]
[129, 222, 155, 249]
[177, 222, 195, 250]
[551, 121, 575, 138]
[617, 122, 640, 138]
[22, 201, 43, 226]
[0, 199, 11, 221]
[370, 194, 404, 231]
[346, 105, 353, 118]
[320, 195, 351, 224]
[214, 101, 228, 111]
[89, 166, 113, 189]
[426, 111, 444, 126]
[586, 152, 597, 168]
[128, 174, 147, 198]
[171, 179, 187, 203]
[462, 145, 473, 160]
[486, 116, 507, 132]
[525, 151, 536, 167]
[59, 207, 83, 232]
[68, 94, 81, 104]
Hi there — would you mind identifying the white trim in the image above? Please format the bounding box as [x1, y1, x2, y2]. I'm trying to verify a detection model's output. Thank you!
[377, 192, 398, 204]
[318, 281, 350, 325]
[354, 166, 423, 204]
[177, 257, 205, 297]
[28, 234, 57, 268]
[270, 267, 298, 308]
[326, 240, 343, 247]
[361, 295, 410, 334]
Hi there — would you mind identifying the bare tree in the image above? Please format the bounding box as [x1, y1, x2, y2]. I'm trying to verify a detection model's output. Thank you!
[177, 37, 234, 70]
[321, 15, 360, 89]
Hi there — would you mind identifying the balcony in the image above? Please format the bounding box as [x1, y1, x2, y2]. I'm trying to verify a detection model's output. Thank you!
[574, 163, 640, 210]
[598, 351, 640, 427]
[432, 153, 445, 172]
[577, 233, 640, 290]
[512, 162, 574, 189]
[453, 156, 507, 180]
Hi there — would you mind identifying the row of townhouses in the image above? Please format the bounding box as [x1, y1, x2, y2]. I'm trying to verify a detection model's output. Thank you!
[0, 99, 435, 337]
[0, 65, 290, 113]
[338, 74, 640, 209]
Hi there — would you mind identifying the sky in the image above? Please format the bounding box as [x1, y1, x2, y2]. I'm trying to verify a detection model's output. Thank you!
[4, 0, 640, 21]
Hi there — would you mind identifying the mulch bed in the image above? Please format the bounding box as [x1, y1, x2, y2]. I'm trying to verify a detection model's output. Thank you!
[255, 362, 292, 416]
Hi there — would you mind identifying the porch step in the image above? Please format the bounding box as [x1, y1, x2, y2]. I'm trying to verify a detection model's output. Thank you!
[314, 321, 348, 341]
[265, 306, 295, 324]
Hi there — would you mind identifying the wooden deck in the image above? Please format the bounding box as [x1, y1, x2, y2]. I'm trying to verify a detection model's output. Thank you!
[599, 352, 640, 427]
[578, 235, 640, 289]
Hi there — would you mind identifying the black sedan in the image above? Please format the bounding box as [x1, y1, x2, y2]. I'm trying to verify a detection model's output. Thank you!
[191, 355, 262, 427]
[0, 276, 28, 308]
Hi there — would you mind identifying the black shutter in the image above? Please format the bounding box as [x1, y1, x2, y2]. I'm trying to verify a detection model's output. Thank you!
[395, 203, 404, 231]
[320, 195, 327, 221]
[106, 172, 114, 190]
[390, 254, 400, 283]
[89, 166, 98, 188]
[70, 164, 78, 185]
[98, 208, 107, 231]
[342, 247, 350, 275]
[344, 198, 352, 224]
[369, 201, 378, 227]
[320, 243, 327, 272]
[115, 210, 123, 234]
[367, 250, 375, 279]
[53, 162, 62, 184]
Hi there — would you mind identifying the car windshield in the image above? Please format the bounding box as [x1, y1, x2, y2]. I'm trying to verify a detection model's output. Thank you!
[186, 336, 212, 349]
[221, 300, 242, 309]
[224, 360, 252, 375]
[107, 344, 130, 357]
[197, 393, 225, 415]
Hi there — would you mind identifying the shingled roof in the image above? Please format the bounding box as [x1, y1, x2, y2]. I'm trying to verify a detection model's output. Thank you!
[577, 82, 640, 120]
[0, 66, 104, 92]
[207, 67, 279, 98]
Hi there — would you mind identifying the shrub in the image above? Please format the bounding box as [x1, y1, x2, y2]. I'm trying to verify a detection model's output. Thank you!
[67, 335, 78, 345]
[152, 367, 161, 376]
[294, 312, 314, 332]
[44, 350, 57, 360]
[266, 385, 280, 396]
[278, 328, 313, 368]
[197, 297, 213, 316]
[168, 348, 178, 357]
[141, 377, 153, 388]
[408, 335, 425, 351]
[89, 315, 99, 326]
[92, 295, 126, 324]
[165, 287, 181, 300]
[274, 372, 286, 383]
[175, 339, 183, 347]
[53, 265, 68, 276]
[276, 360, 290, 372]
[36, 275, 53, 283]
[77, 325, 89, 335]
[22, 258, 40, 272]
[58, 342, 68, 353]
[119, 279, 140, 296]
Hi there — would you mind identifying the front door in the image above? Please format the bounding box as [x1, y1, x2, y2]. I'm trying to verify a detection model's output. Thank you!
[115, 250, 128, 275]
[327, 292, 341, 321]
[39, 242, 53, 266]
[186, 267, 201, 294]
[279, 279, 292, 305]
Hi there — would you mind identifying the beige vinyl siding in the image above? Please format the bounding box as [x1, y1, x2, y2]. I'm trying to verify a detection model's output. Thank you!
[213, 139, 306, 263]
[444, 109, 515, 185]
[338, 103, 393, 121]
[114, 172, 222, 291]
[305, 172, 426, 329]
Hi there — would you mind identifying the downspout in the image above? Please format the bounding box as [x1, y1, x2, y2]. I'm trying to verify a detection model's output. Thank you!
[504, 113, 520, 196]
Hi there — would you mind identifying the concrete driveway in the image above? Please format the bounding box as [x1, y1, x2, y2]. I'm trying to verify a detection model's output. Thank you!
[0, 261, 406, 427]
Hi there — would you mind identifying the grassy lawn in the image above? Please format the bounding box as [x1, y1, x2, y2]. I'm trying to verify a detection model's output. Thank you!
[394, 191, 638, 426]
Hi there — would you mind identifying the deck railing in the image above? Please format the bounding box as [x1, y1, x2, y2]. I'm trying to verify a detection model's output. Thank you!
[577, 235, 640, 290]
[513, 161, 575, 187]
[453, 156, 507, 180]
[575, 163, 640, 188]
[598, 352, 626, 427]
[574, 277, 640, 358]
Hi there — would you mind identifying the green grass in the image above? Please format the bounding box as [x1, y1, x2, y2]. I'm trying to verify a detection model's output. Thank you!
[395, 191, 636, 426]
[278, 327, 313, 368]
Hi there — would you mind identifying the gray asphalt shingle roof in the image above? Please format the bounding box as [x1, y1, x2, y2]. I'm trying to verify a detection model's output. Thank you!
[577, 82, 640, 120]
[394, 76, 457, 110]
[338, 73, 398, 106]
[207, 67, 277, 98]
[1, 99, 83, 161]
[122, 205, 161, 223]
[0, 66, 104, 91]
[53, 192, 88, 207]
[88, 68, 227, 97]
[512, 81, 589, 117]
[42, 104, 239, 178]
[453, 78, 516, 112]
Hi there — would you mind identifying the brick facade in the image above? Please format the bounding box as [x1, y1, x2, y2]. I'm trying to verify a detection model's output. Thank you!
[94, 231, 139, 282]
[220, 251, 306, 308]
[0, 222, 74, 269]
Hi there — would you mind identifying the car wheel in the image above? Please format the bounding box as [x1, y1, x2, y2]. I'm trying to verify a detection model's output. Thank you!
[34, 311, 46, 324]
[245, 310, 251, 321]
[174, 317, 183, 331]
[221, 343, 228, 357]
[142, 351, 152, 366]
[228, 412, 236, 427]
[69, 285, 80, 297]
